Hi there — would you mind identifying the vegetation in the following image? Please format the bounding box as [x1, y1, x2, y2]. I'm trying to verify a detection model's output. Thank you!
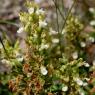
[0, 0, 95, 95]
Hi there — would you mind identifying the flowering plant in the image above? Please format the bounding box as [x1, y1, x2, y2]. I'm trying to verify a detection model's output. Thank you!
[0, 1, 95, 95]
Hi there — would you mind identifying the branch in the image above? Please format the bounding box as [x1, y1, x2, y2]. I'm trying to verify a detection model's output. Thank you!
[61, 0, 77, 31]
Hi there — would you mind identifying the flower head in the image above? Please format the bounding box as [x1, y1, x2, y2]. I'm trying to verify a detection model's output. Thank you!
[28, 7, 34, 14]
[62, 29, 66, 34]
[83, 82, 88, 86]
[84, 62, 90, 67]
[39, 44, 49, 50]
[75, 78, 83, 86]
[52, 38, 59, 44]
[80, 42, 86, 47]
[89, 8, 95, 13]
[17, 56, 24, 62]
[39, 20, 47, 28]
[62, 85, 68, 92]
[49, 28, 58, 35]
[40, 66, 48, 75]
[79, 92, 85, 95]
[15, 52, 24, 62]
[90, 21, 95, 26]
[17, 27, 24, 33]
[36, 8, 45, 15]
[88, 37, 94, 42]
[72, 51, 78, 59]
[84, 78, 90, 81]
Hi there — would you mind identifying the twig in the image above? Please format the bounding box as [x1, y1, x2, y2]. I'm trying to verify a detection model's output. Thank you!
[52, 0, 65, 21]
[53, 0, 60, 32]
[61, 0, 77, 31]
[61, 0, 65, 16]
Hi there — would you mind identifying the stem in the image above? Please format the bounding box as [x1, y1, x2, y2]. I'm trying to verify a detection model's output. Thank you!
[0, 36, 9, 57]
[61, 0, 64, 8]
[52, 0, 64, 57]
[52, 0, 59, 32]
[61, 0, 77, 31]
[52, 0, 65, 21]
